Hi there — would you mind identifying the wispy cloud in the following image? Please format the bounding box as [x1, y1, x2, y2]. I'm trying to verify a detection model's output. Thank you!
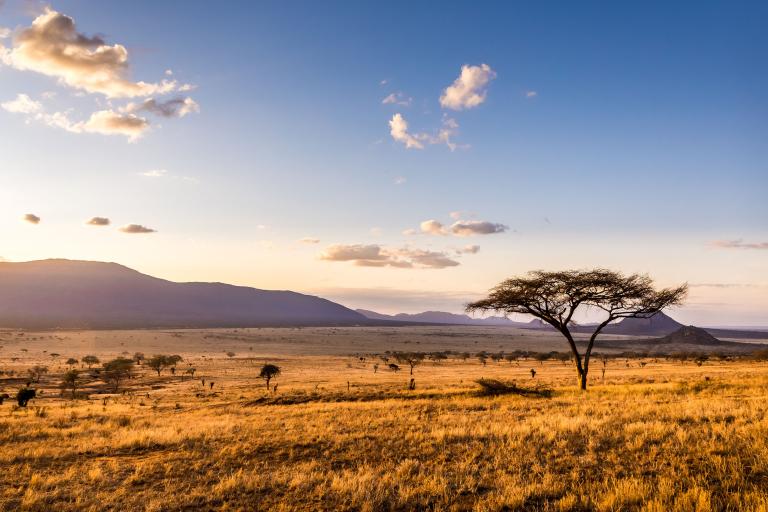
[382, 92, 412, 106]
[525, 90, 538, 98]
[23, 213, 40, 224]
[389, 113, 463, 151]
[439, 64, 496, 110]
[1, 93, 41, 113]
[139, 168, 199, 183]
[122, 97, 199, 118]
[299, 237, 320, 244]
[142, 169, 168, 178]
[119, 224, 156, 234]
[711, 239, 768, 250]
[2, 93, 150, 141]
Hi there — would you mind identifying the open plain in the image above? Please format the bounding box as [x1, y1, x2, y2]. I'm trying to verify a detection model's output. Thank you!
[2, 326, 768, 511]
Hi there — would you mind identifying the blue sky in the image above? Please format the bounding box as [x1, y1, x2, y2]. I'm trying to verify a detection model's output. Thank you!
[1, 1, 766, 324]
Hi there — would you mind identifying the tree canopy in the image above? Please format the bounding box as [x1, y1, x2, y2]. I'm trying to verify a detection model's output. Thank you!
[467, 269, 687, 390]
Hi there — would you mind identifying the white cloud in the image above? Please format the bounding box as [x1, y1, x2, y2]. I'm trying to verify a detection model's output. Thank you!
[319, 244, 460, 269]
[420, 219, 447, 235]
[299, 237, 320, 244]
[80, 110, 149, 141]
[2, 96, 150, 141]
[382, 92, 412, 106]
[389, 113, 425, 149]
[439, 64, 496, 110]
[525, 90, 538, 98]
[141, 169, 168, 177]
[1, 93, 41, 113]
[389, 113, 463, 151]
[1, 8, 178, 98]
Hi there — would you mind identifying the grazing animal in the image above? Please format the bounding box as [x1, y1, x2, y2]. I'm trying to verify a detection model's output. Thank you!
[17, 388, 36, 407]
[530, 369, 537, 378]
[0, 393, 10, 405]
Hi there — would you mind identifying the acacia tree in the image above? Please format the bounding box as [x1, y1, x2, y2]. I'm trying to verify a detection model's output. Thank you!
[467, 269, 687, 390]
[147, 355, 170, 376]
[102, 357, 135, 392]
[394, 352, 424, 375]
[258, 363, 281, 390]
[61, 369, 81, 399]
[82, 355, 100, 368]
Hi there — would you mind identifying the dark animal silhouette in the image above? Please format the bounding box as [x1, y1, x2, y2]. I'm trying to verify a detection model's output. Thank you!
[17, 388, 36, 407]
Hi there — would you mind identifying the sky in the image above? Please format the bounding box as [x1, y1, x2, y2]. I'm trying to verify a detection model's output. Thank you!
[0, 1, 766, 325]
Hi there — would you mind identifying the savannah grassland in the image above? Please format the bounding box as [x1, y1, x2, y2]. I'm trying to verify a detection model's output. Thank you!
[2, 326, 768, 511]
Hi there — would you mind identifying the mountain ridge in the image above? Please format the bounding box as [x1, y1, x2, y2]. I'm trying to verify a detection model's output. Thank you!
[0, 259, 368, 329]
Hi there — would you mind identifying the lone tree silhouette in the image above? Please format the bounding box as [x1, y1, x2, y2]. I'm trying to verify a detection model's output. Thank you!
[467, 269, 687, 390]
[258, 363, 281, 390]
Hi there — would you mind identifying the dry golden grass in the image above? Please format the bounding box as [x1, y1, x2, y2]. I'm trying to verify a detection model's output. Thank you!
[1, 327, 768, 511]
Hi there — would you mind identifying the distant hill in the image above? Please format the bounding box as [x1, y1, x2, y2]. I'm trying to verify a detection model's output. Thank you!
[0, 259, 368, 329]
[600, 312, 683, 336]
[655, 326, 722, 345]
[355, 309, 526, 326]
[598, 325, 766, 353]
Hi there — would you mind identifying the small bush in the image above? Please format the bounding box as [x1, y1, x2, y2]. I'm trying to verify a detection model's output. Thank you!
[475, 378, 553, 398]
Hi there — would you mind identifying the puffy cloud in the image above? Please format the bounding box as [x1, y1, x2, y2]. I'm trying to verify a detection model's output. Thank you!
[123, 97, 199, 118]
[411, 217, 508, 237]
[80, 110, 149, 140]
[299, 237, 320, 244]
[1, 93, 41, 113]
[0, 27, 11, 39]
[320, 244, 460, 269]
[119, 224, 156, 234]
[382, 92, 412, 106]
[711, 239, 768, 250]
[23, 213, 40, 224]
[1, 8, 178, 98]
[439, 64, 496, 110]
[389, 113, 425, 149]
[86, 216, 110, 226]
[320, 244, 388, 262]
[420, 219, 447, 235]
[450, 220, 508, 236]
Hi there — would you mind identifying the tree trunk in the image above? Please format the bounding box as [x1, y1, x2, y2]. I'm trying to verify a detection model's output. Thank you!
[580, 371, 588, 390]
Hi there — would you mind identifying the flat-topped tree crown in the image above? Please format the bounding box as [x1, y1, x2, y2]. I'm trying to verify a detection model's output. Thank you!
[467, 269, 687, 390]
